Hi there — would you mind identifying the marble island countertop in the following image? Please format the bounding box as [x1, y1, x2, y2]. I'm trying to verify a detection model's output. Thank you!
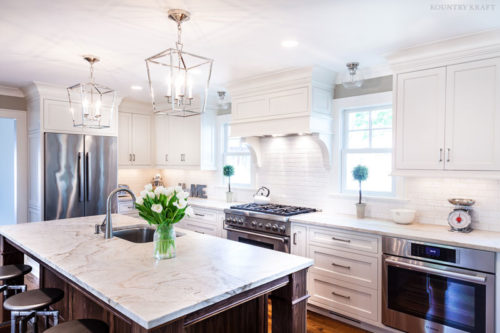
[0, 215, 313, 329]
[291, 212, 500, 252]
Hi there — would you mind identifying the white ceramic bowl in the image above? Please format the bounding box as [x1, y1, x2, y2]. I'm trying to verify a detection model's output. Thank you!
[390, 209, 416, 224]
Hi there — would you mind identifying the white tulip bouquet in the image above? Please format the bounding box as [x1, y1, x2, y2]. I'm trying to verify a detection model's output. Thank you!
[135, 184, 193, 259]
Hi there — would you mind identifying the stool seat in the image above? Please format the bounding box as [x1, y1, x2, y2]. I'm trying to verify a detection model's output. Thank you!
[3, 288, 63, 311]
[44, 319, 109, 333]
[0, 264, 31, 280]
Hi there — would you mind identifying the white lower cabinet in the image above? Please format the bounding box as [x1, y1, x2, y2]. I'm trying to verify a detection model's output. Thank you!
[291, 223, 382, 327]
[176, 207, 224, 237]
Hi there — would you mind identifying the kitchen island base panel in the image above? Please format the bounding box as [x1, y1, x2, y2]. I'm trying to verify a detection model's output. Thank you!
[0, 236, 309, 333]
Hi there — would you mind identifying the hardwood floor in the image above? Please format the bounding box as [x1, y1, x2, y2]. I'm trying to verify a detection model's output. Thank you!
[267, 299, 368, 333]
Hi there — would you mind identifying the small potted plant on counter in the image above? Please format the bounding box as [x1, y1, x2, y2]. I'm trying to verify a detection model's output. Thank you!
[352, 165, 368, 218]
[135, 184, 194, 260]
[223, 165, 235, 203]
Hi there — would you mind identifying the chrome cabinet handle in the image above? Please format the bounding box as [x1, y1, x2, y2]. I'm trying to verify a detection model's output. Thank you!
[293, 232, 297, 245]
[331, 262, 351, 270]
[133, 154, 136, 162]
[165, 154, 168, 162]
[181, 154, 186, 162]
[332, 237, 351, 243]
[129, 154, 132, 162]
[446, 148, 451, 162]
[194, 213, 205, 217]
[439, 148, 443, 162]
[331, 291, 351, 300]
[194, 230, 205, 234]
[78, 152, 84, 202]
[86, 152, 91, 201]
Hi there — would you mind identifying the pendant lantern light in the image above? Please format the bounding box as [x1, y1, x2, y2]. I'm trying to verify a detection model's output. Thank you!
[145, 9, 214, 117]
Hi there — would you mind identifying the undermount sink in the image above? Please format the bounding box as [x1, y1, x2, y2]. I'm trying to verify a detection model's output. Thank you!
[113, 224, 185, 243]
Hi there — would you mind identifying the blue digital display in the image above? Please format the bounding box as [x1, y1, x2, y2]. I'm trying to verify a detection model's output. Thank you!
[425, 246, 441, 257]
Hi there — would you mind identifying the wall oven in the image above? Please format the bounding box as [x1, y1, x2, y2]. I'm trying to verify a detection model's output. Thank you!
[382, 236, 495, 333]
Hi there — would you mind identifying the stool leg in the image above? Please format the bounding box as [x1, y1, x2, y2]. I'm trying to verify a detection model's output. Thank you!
[32, 314, 38, 333]
[52, 311, 59, 327]
[43, 309, 48, 329]
[10, 311, 16, 333]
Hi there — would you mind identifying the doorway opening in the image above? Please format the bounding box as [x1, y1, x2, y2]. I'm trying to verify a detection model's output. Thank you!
[0, 117, 17, 225]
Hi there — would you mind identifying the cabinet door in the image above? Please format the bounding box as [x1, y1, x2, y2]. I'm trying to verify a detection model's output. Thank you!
[183, 116, 201, 166]
[131, 114, 151, 166]
[118, 112, 132, 166]
[167, 116, 183, 165]
[43, 99, 82, 134]
[154, 115, 169, 166]
[291, 224, 307, 257]
[395, 67, 446, 170]
[445, 57, 500, 170]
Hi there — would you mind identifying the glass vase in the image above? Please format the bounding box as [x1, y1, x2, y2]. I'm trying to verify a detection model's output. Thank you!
[153, 224, 176, 260]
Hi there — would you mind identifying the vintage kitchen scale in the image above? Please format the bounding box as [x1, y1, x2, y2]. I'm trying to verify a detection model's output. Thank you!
[448, 198, 474, 233]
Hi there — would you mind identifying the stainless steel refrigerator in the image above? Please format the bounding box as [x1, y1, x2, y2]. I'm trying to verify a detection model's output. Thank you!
[44, 133, 117, 221]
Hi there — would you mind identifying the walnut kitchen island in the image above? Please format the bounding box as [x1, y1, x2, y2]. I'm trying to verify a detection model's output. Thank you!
[0, 215, 312, 332]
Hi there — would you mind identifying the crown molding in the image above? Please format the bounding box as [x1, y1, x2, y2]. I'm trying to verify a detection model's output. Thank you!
[387, 29, 500, 72]
[0, 85, 24, 97]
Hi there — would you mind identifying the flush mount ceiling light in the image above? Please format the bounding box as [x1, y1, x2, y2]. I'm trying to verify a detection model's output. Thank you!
[217, 91, 230, 110]
[67, 55, 116, 129]
[145, 9, 214, 117]
[342, 62, 364, 89]
[281, 40, 299, 48]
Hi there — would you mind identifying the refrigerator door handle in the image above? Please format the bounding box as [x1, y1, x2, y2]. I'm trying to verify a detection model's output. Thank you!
[86, 152, 91, 202]
[78, 152, 84, 202]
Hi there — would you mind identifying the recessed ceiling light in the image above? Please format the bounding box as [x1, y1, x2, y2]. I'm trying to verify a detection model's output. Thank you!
[131, 85, 143, 91]
[281, 40, 299, 48]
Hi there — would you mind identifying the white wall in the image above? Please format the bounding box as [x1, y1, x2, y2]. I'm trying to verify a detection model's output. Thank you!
[0, 118, 17, 225]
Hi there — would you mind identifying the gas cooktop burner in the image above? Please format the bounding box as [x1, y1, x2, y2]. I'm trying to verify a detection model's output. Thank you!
[230, 203, 316, 217]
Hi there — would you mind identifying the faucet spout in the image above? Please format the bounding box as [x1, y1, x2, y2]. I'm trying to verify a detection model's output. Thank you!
[104, 188, 136, 239]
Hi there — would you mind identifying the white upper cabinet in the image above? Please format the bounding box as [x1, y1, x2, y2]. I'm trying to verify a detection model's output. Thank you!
[118, 112, 152, 167]
[394, 56, 500, 173]
[154, 109, 216, 170]
[444, 58, 500, 171]
[395, 67, 446, 170]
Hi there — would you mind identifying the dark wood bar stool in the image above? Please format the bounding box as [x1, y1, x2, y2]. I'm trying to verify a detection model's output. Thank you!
[44, 319, 109, 333]
[3, 288, 63, 333]
[0, 264, 32, 297]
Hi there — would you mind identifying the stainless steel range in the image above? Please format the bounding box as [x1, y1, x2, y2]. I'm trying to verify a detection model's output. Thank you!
[224, 203, 316, 253]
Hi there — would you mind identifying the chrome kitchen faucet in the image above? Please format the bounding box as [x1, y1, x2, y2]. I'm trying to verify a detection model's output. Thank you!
[100, 188, 136, 239]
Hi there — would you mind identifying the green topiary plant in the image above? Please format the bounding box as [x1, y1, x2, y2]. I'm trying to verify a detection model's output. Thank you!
[352, 165, 368, 204]
[223, 165, 235, 192]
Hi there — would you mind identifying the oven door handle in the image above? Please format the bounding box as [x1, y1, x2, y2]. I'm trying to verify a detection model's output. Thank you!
[385, 258, 487, 283]
[224, 226, 287, 243]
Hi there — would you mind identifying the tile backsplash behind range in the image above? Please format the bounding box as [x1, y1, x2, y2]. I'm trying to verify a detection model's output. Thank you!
[155, 135, 500, 232]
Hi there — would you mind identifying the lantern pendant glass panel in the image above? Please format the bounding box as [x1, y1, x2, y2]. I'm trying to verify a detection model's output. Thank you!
[67, 56, 116, 129]
[145, 10, 213, 117]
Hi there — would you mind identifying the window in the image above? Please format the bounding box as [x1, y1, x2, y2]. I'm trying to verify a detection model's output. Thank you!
[341, 106, 394, 196]
[221, 123, 253, 187]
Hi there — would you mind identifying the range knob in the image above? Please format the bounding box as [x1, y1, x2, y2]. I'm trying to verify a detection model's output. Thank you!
[251, 221, 257, 227]
[265, 223, 271, 230]
[258, 223, 263, 228]
[238, 218, 244, 225]
[272, 224, 278, 231]
[279, 226, 286, 233]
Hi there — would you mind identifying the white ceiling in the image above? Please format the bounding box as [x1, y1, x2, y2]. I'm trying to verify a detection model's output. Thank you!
[1, 0, 500, 100]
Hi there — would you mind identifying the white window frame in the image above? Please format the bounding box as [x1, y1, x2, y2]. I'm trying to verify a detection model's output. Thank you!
[340, 105, 395, 197]
[217, 115, 255, 188]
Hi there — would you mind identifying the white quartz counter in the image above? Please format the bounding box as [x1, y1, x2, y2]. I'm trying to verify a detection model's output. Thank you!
[291, 212, 500, 252]
[0, 215, 312, 329]
[187, 198, 243, 211]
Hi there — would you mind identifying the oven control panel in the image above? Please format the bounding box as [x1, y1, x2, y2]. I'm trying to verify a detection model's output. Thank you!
[224, 213, 290, 236]
[410, 243, 456, 263]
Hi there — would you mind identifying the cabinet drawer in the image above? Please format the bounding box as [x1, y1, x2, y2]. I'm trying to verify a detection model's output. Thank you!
[308, 227, 379, 254]
[189, 207, 218, 224]
[182, 219, 218, 236]
[118, 200, 135, 214]
[309, 246, 378, 289]
[308, 273, 377, 321]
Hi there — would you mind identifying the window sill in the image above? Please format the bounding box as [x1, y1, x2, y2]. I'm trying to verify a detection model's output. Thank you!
[328, 192, 409, 204]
